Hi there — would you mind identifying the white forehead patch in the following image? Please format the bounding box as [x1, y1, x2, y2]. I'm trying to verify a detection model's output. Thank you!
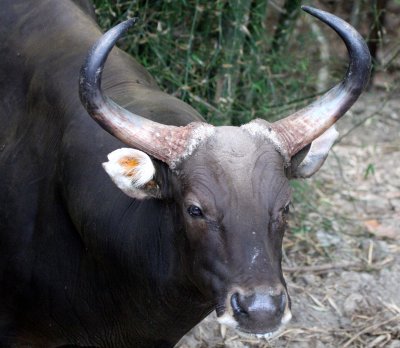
[102, 148, 156, 198]
[169, 123, 216, 169]
[241, 121, 290, 164]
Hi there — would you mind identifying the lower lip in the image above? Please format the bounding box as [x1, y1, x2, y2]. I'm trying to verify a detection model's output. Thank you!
[235, 327, 280, 340]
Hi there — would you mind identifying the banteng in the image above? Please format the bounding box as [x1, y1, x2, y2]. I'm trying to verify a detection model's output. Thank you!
[0, 1, 370, 347]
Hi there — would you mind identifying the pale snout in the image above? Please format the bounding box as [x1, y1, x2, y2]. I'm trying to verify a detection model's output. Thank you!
[217, 285, 292, 338]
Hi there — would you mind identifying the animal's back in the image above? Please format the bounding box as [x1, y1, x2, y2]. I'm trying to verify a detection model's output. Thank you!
[0, 0, 202, 234]
[0, 0, 116, 259]
[0, 1, 203, 346]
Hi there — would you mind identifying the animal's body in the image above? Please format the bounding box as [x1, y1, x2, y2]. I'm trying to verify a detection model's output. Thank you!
[0, 1, 370, 347]
[0, 1, 206, 347]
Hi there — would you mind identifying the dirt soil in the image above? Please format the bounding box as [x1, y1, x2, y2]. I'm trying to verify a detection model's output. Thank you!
[176, 89, 400, 348]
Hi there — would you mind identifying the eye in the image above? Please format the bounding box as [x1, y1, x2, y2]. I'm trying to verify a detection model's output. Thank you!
[187, 205, 203, 218]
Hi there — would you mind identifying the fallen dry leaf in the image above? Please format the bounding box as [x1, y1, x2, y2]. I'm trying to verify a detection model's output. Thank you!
[364, 220, 399, 240]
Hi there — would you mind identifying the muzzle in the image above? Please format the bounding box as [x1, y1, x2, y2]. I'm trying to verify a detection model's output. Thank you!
[217, 285, 292, 338]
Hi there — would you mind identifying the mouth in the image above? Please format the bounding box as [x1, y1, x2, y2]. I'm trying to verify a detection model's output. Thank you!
[234, 326, 282, 340]
[216, 305, 292, 341]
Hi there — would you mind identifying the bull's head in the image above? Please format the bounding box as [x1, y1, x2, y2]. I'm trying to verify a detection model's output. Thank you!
[79, 7, 370, 338]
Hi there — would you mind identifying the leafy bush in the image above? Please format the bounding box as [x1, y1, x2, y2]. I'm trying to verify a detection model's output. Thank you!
[93, 0, 324, 125]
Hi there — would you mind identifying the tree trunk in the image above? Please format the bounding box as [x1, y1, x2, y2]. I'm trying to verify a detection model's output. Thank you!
[214, 0, 253, 124]
[368, 0, 389, 84]
[271, 0, 302, 53]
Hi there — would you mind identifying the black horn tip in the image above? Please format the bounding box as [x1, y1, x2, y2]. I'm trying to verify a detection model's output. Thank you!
[88, 16, 139, 69]
[301, 6, 320, 15]
[79, 17, 139, 111]
[301, 6, 343, 25]
[117, 17, 139, 32]
[300, 5, 371, 93]
[301, 6, 333, 21]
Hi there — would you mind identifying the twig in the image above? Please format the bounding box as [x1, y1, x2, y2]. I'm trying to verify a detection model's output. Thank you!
[190, 93, 221, 115]
[330, 148, 347, 183]
[342, 315, 400, 347]
[336, 111, 382, 143]
[283, 261, 359, 273]
[268, 0, 286, 14]
[284, 257, 395, 274]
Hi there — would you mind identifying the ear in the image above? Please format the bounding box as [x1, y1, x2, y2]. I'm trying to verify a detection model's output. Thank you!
[102, 148, 161, 199]
[290, 126, 339, 178]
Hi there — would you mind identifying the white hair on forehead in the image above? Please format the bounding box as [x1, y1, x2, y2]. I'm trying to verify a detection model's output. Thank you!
[169, 123, 215, 170]
[241, 121, 290, 165]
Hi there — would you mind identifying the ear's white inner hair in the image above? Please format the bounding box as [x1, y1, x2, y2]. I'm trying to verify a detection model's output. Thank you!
[102, 148, 156, 190]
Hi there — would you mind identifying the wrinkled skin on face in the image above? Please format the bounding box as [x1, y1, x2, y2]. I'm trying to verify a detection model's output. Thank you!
[174, 126, 292, 336]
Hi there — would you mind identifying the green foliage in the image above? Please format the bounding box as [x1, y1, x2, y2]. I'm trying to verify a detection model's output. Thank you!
[364, 163, 375, 179]
[93, 0, 323, 125]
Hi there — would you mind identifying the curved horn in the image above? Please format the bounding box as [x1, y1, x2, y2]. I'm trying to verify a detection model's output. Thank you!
[245, 7, 371, 160]
[79, 19, 213, 167]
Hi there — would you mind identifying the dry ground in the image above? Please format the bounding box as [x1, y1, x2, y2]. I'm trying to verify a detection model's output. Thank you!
[176, 89, 400, 348]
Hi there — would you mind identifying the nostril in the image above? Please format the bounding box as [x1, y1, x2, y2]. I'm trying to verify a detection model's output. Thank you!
[231, 292, 248, 317]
